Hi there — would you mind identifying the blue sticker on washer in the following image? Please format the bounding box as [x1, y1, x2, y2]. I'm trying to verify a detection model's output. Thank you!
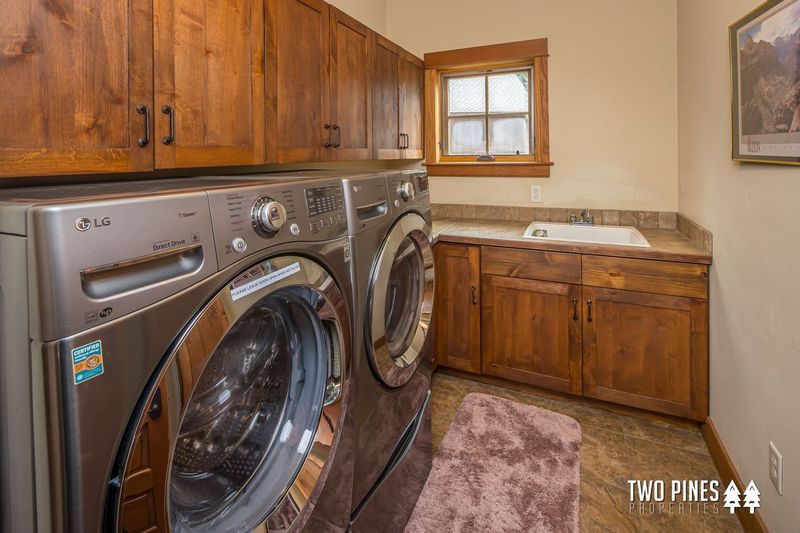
[72, 341, 104, 385]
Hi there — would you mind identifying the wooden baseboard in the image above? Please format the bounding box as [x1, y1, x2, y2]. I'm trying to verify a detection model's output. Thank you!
[702, 418, 769, 533]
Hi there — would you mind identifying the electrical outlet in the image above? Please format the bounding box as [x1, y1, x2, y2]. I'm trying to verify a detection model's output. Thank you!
[769, 441, 783, 495]
[530, 185, 542, 203]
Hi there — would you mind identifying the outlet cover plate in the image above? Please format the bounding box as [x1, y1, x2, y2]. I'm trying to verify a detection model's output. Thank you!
[769, 441, 783, 495]
[530, 185, 542, 203]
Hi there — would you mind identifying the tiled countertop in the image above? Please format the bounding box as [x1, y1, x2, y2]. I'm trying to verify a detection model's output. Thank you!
[432, 217, 712, 265]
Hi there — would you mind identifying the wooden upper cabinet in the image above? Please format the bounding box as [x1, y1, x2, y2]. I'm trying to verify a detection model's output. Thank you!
[154, 0, 266, 168]
[266, 0, 330, 163]
[482, 275, 582, 394]
[582, 286, 709, 420]
[329, 8, 372, 161]
[0, 0, 154, 178]
[372, 35, 402, 160]
[434, 244, 481, 374]
[399, 53, 424, 159]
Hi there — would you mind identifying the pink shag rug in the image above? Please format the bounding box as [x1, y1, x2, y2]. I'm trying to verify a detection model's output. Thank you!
[405, 393, 581, 533]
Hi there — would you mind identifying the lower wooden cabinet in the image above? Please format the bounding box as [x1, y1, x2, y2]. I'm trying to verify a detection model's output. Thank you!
[581, 286, 708, 420]
[482, 275, 582, 394]
[433, 242, 710, 421]
[434, 243, 481, 373]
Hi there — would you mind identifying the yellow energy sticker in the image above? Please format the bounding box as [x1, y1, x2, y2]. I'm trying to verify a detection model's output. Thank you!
[72, 341, 104, 385]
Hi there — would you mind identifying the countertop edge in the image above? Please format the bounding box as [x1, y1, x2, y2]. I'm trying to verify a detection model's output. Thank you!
[432, 228, 713, 265]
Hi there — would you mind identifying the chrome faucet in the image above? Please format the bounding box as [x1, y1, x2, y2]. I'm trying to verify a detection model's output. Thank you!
[570, 208, 594, 226]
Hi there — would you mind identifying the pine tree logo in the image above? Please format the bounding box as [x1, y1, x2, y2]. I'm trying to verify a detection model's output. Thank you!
[723, 480, 741, 513]
[743, 481, 761, 513]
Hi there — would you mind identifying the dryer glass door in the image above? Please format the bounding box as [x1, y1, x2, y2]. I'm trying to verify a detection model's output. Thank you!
[112, 255, 348, 533]
[368, 213, 435, 388]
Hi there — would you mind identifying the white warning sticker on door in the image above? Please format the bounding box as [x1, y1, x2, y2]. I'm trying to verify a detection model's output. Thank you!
[230, 262, 301, 301]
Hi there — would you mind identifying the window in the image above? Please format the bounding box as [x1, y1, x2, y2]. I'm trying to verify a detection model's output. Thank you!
[443, 68, 533, 156]
[423, 39, 552, 177]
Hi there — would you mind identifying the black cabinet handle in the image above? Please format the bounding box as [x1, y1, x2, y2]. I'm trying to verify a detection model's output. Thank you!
[471, 285, 478, 305]
[136, 104, 150, 147]
[324, 123, 332, 148]
[572, 298, 578, 321]
[161, 105, 174, 145]
[586, 300, 593, 322]
[403, 133, 409, 149]
[332, 124, 341, 148]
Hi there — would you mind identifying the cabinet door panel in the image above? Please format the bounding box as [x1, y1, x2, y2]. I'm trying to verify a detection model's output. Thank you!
[372, 35, 401, 160]
[482, 275, 582, 394]
[434, 244, 481, 373]
[0, 0, 153, 177]
[329, 8, 371, 161]
[399, 54, 424, 159]
[582, 286, 709, 420]
[266, 0, 329, 163]
[155, 0, 265, 168]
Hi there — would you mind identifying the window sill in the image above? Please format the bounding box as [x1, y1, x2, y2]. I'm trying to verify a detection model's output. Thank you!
[425, 161, 553, 177]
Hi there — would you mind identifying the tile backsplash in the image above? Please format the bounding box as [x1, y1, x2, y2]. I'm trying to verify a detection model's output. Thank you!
[431, 203, 712, 253]
[431, 204, 677, 229]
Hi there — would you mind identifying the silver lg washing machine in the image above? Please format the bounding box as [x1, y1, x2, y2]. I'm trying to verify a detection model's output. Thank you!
[0, 176, 356, 533]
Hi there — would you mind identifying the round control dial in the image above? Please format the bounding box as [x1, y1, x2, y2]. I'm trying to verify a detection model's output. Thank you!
[398, 180, 416, 202]
[251, 197, 287, 236]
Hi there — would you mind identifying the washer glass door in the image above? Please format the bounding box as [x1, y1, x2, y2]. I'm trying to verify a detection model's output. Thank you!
[368, 213, 435, 388]
[113, 256, 348, 533]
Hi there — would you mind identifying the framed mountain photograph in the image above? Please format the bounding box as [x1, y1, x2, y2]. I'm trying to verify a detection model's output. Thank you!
[730, 0, 800, 164]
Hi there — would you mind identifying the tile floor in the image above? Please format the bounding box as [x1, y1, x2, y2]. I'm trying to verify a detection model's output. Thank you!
[430, 373, 742, 532]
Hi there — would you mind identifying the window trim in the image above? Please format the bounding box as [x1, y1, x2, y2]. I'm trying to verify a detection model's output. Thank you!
[423, 39, 552, 177]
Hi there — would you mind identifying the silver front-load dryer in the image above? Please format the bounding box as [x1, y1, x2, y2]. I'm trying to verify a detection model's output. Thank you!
[342, 171, 435, 533]
[0, 176, 355, 533]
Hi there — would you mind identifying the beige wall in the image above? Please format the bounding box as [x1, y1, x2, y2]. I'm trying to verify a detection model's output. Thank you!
[386, 0, 679, 210]
[678, 0, 800, 530]
[328, 0, 387, 34]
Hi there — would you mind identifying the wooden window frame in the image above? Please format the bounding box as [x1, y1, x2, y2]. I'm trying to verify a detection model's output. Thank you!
[424, 39, 552, 177]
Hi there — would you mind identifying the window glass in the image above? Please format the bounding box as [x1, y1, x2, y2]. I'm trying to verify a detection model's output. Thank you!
[448, 76, 485, 114]
[448, 117, 487, 155]
[490, 116, 530, 154]
[488, 72, 529, 113]
[444, 68, 533, 157]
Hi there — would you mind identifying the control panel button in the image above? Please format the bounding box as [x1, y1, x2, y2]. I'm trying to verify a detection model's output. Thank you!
[231, 237, 247, 254]
[398, 180, 416, 202]
[252, 197, 287, 236]
[290, 223, 300, 236]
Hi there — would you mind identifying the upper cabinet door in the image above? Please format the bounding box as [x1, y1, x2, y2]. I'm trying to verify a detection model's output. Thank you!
[154, 0, 266, 168]
[0, 0, 154, 178]
[329, 8, 372, 161]
[372, 35, 401, 160]
[266, 0, 330, 163]
[399, 53, 424, 160]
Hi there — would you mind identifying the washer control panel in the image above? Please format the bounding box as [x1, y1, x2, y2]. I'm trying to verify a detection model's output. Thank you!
[305, 184, 346, 235]
[251, 197, 287, 236]
[207, 177, 347, 269]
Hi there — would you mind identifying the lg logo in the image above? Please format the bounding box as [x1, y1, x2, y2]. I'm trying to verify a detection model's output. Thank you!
[75, 217, 111, 232]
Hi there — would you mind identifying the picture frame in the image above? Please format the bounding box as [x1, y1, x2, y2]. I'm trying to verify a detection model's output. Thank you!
[730, 0, 800, 165]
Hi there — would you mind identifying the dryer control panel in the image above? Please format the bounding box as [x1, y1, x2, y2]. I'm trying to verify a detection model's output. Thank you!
[208, 178, 347, 269]
[386, 171, 431, 219]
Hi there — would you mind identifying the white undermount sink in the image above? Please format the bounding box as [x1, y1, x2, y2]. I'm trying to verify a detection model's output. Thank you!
[523, 222, 651, 248]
